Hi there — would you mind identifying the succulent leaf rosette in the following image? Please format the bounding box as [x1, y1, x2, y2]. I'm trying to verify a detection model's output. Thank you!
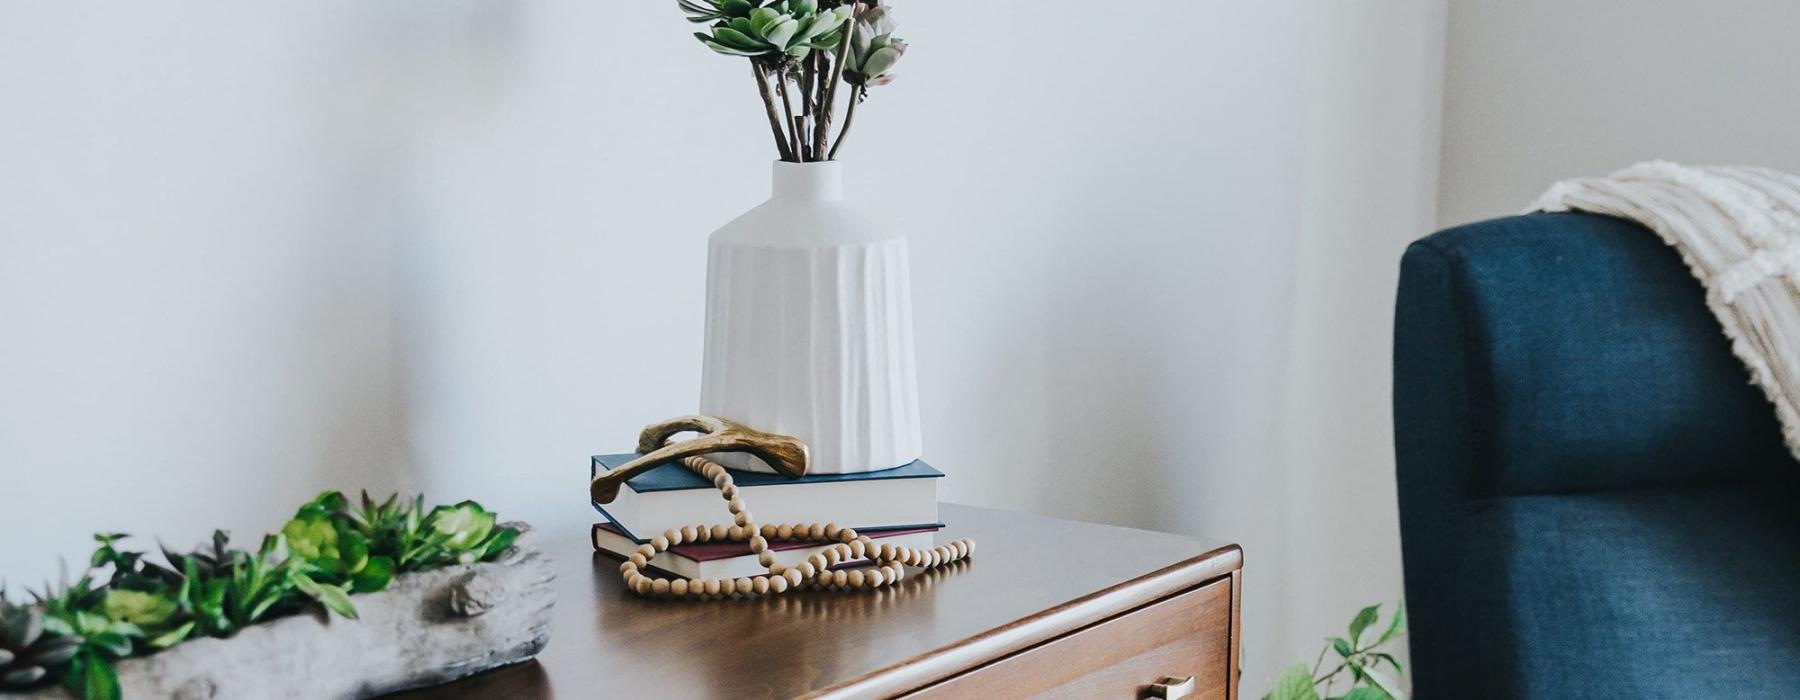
[691, 1, 852, 59]
[675, 0, 909, 161]
[844, 7, 905, 88]
[0, 598, 80, 690]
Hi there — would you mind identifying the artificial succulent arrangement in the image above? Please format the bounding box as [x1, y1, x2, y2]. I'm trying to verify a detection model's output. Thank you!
[1264, 603, 1408, 700]
[680, 0, 908, 162]
[0, 492, 518, 700]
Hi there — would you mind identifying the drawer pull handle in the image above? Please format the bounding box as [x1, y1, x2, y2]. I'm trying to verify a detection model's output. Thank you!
[1145, 675, 1196, 699]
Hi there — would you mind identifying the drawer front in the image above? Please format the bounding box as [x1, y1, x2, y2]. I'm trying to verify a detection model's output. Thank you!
[904, 576, 1234, 699]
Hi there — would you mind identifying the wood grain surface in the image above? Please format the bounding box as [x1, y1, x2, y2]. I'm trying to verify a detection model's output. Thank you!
[392, 503, 1241, 699]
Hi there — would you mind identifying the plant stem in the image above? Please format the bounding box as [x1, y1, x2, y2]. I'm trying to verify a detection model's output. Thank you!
[826, 86, 863, 160]
[752, 62, 795, 162]
[798, 57, 816, 160]
[815, 14, 856, 158]
[775, 66, 802, 161]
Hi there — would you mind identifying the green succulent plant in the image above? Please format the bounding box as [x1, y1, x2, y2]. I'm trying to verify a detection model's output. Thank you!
[283, 496, 395, 595]
[424, 501, 520, 567]
[675, 0, 913, 162]
[0, 596, 80, 691]
[31, 575, 139, 700]
[100, 590, 190, 650]
[692, 2, 851, 60]
[843, 5, 904, 87]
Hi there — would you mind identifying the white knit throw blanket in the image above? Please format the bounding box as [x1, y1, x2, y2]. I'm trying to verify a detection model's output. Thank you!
[1532, 161, 1800, 462]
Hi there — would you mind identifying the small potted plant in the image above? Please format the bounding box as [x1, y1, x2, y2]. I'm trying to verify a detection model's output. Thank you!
[683, 1, 925, 476]
[0, 493, 551, 700]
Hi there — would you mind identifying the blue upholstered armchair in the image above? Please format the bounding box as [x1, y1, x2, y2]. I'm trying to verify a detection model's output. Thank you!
[1393, 212, 1800, 697]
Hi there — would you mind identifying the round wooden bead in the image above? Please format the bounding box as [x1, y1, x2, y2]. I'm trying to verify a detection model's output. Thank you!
[733, 511, 753, 527]
[727, 498, 745, 513]
[636, 544, 656, 559]
[666, 529, 685, 546]
[650, 535, 669, 550]
[777, 524, 795, 539]
[628, 552, 647, 567]
[832, 570, 849, 588]
[671, 579, 689, 596]
[705, 579, 722, 596]
[734, 577, 753, 595]
[848, 540, 866, 558]
[753, 577, 770, 594]
[847, 569, 865, 588]
[681, 525, 699, 542]
[784, 569, 804, 587]
[651, 578, 670, 596]
[964, 539, 976, 555]
[720, 484, 738, 499]
[728, 526, 747, 539]
[711, 524, 730, 540]
[713, 473, 730, 489]
[808, 553, 828, 570]
[770, 574, 789, 593]
[757, 551, 775, 567]
[824, 523, 841, 539]
[797, 561, 817, 577]
[808, 523, 826, 540]
[761, 524, 778, 538]
[749, 536, 768, 553]
[620, 561, 637, 575]
[837, 529, 857, 543]
[867, 568, 885, 587]
[632, 576, 652, 595]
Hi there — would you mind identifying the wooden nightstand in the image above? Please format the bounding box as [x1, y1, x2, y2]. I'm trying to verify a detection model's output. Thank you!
[398, 503, 1242, 699]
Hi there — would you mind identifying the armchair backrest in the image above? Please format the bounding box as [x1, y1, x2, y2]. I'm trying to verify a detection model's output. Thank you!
[1394, 212, 1792, 500]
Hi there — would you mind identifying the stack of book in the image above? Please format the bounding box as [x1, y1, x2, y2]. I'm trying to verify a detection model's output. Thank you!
[589, 453, 944, 579]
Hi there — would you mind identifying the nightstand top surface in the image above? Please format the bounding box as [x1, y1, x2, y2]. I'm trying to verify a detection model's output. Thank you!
[397, 503, 1239, 699]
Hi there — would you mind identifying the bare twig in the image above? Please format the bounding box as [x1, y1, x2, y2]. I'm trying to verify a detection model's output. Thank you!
[815, 13, 856, 158]
[774, 65, 802, 161]
[798, 56, 817, 160]
[826, 86, 863, 160]
[752, 62, 795, 162]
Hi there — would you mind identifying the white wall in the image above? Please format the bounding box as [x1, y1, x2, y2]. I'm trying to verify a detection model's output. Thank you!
[0, 4, 413, 583]
[0, 1, 1446, 692]
[1439, 0, 1800, 225]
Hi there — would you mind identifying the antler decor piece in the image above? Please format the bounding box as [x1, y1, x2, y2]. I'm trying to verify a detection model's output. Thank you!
[589, 415, 808, 504]
[602, 416, 975, 598]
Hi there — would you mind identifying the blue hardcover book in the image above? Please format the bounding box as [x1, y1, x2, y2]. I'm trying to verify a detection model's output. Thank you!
[590, 454, 942, 542]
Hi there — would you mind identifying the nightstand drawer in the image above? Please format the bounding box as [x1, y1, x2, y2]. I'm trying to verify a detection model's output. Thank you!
[904, 576, 1234, 699]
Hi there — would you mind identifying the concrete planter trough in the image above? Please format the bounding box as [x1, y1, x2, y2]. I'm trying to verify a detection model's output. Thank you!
[31, 523, 555, 699]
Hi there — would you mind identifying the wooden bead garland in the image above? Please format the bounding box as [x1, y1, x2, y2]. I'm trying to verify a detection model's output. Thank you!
[619, 453, 976, 599]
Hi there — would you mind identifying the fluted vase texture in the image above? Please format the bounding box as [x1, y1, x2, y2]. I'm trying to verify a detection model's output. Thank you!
[699, 161, 922, 474]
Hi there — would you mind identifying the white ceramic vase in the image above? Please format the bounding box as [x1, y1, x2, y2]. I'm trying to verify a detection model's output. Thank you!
[699, 161, 922, 474]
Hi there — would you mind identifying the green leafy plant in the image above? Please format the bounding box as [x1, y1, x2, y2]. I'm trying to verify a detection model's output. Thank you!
[283, 494, 394, 596]
[0, 594, 80, 692]
[1264, 603, 1407, 700]
[679, 0, 908, 162]
[1, 492, 519, 700]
